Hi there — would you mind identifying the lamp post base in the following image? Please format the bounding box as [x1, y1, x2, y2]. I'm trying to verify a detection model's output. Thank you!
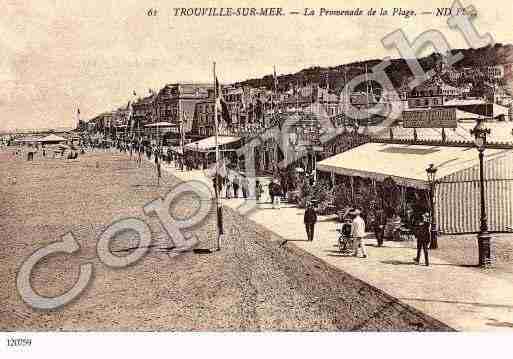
[429, 228, 438, 249]
[477, 231, 493, 267]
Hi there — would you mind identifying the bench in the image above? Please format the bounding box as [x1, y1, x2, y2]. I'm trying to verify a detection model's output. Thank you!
[399, 227, 415, 241]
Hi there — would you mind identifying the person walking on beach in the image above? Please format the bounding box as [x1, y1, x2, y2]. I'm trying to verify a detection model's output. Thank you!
[304, 203, 317, 241]
[351, 209, 367, 258]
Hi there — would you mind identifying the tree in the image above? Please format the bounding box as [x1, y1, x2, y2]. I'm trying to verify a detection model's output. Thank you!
[381, 177, 400, 217]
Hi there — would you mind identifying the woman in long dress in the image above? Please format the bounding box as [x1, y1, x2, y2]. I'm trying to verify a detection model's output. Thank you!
[225, 176, 232, 199]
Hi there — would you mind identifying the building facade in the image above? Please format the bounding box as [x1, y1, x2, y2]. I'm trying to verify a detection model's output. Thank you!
[407, 77, 463, 109]
[132, 94, 156, 130]
[154, 83, 213, 134]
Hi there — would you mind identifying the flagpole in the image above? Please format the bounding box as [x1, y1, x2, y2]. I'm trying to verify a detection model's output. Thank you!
[181, 111, 185, 157]
[156, 120, 159, 185]
[272, 65, 275, 116]
[214, 61, 221, 251]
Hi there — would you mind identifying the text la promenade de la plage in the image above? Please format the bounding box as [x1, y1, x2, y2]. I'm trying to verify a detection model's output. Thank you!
[170, 7, 475, 18]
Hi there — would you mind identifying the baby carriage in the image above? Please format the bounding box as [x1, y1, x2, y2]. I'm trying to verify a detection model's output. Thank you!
[337, 222, 353, 253]
[336, 209, 354, 253]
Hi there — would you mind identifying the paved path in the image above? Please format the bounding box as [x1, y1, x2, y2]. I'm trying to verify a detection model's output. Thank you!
[1, 150, 448, 331]
[169, 164, 513, 331]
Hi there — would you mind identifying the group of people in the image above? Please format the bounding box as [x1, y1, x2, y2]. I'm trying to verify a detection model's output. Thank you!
[304, 204, 432, 265]
[10, 143, 81, 161]
[213, 172, 283, 204]
[211, 173, 289, 208]
[222, 174, 252, 199]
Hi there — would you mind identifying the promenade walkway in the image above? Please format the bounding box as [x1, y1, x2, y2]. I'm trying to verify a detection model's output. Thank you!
[165, 162, 513, 331]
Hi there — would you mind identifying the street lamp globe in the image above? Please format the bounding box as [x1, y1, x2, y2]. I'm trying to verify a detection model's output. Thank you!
[474, 136, 485, 149]
[470, 121, 490, 150]
[426, 163, 437, 184]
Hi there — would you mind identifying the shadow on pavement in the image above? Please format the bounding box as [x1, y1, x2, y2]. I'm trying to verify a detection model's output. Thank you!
[280, 239, 310, 246]
[326, 251, 356, 258]
[381, 260, 417, 266]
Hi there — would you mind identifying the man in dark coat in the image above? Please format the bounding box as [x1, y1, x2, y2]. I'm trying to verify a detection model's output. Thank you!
[268, 181, 274, 205]
[413, 212, 431, 266]
[232, 176, 240, 198]
[304, 202, 317, 241]
[241, 176, 248, 199]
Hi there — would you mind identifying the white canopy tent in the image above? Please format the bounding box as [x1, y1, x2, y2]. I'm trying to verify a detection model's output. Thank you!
[184, 136, 240, 152]
[15, 136, 40, 143]
[317, 143, 513, 233]
[37, 134, 67, 143]
[317, 143, 507, 189]
[144, 122, 175, 128]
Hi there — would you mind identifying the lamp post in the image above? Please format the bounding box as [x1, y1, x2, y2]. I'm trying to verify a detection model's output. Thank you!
[426, 163, 438, 249]
[471, 120, 493, 267]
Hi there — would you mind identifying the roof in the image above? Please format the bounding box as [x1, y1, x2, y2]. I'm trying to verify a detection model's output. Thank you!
[373, 120, 513, 143]
[184, 136, 240, 151]
[317, 142, 510, 189]
[38, 134, 67, 142]
[444, 99, 487, 106]
[144, 122, 176, 128]
[15, 136, 40, 142]
[133, 94, 156, 106]
[442, 100, 509, 117]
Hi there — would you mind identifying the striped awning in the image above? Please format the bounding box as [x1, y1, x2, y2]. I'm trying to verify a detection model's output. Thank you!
[436, 150, 513, 233]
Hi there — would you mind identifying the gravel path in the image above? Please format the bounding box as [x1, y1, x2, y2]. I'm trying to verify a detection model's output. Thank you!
[0, 149, 451, 331]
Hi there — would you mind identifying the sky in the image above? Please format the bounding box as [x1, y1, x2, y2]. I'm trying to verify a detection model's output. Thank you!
[0, 0, 512, 131]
